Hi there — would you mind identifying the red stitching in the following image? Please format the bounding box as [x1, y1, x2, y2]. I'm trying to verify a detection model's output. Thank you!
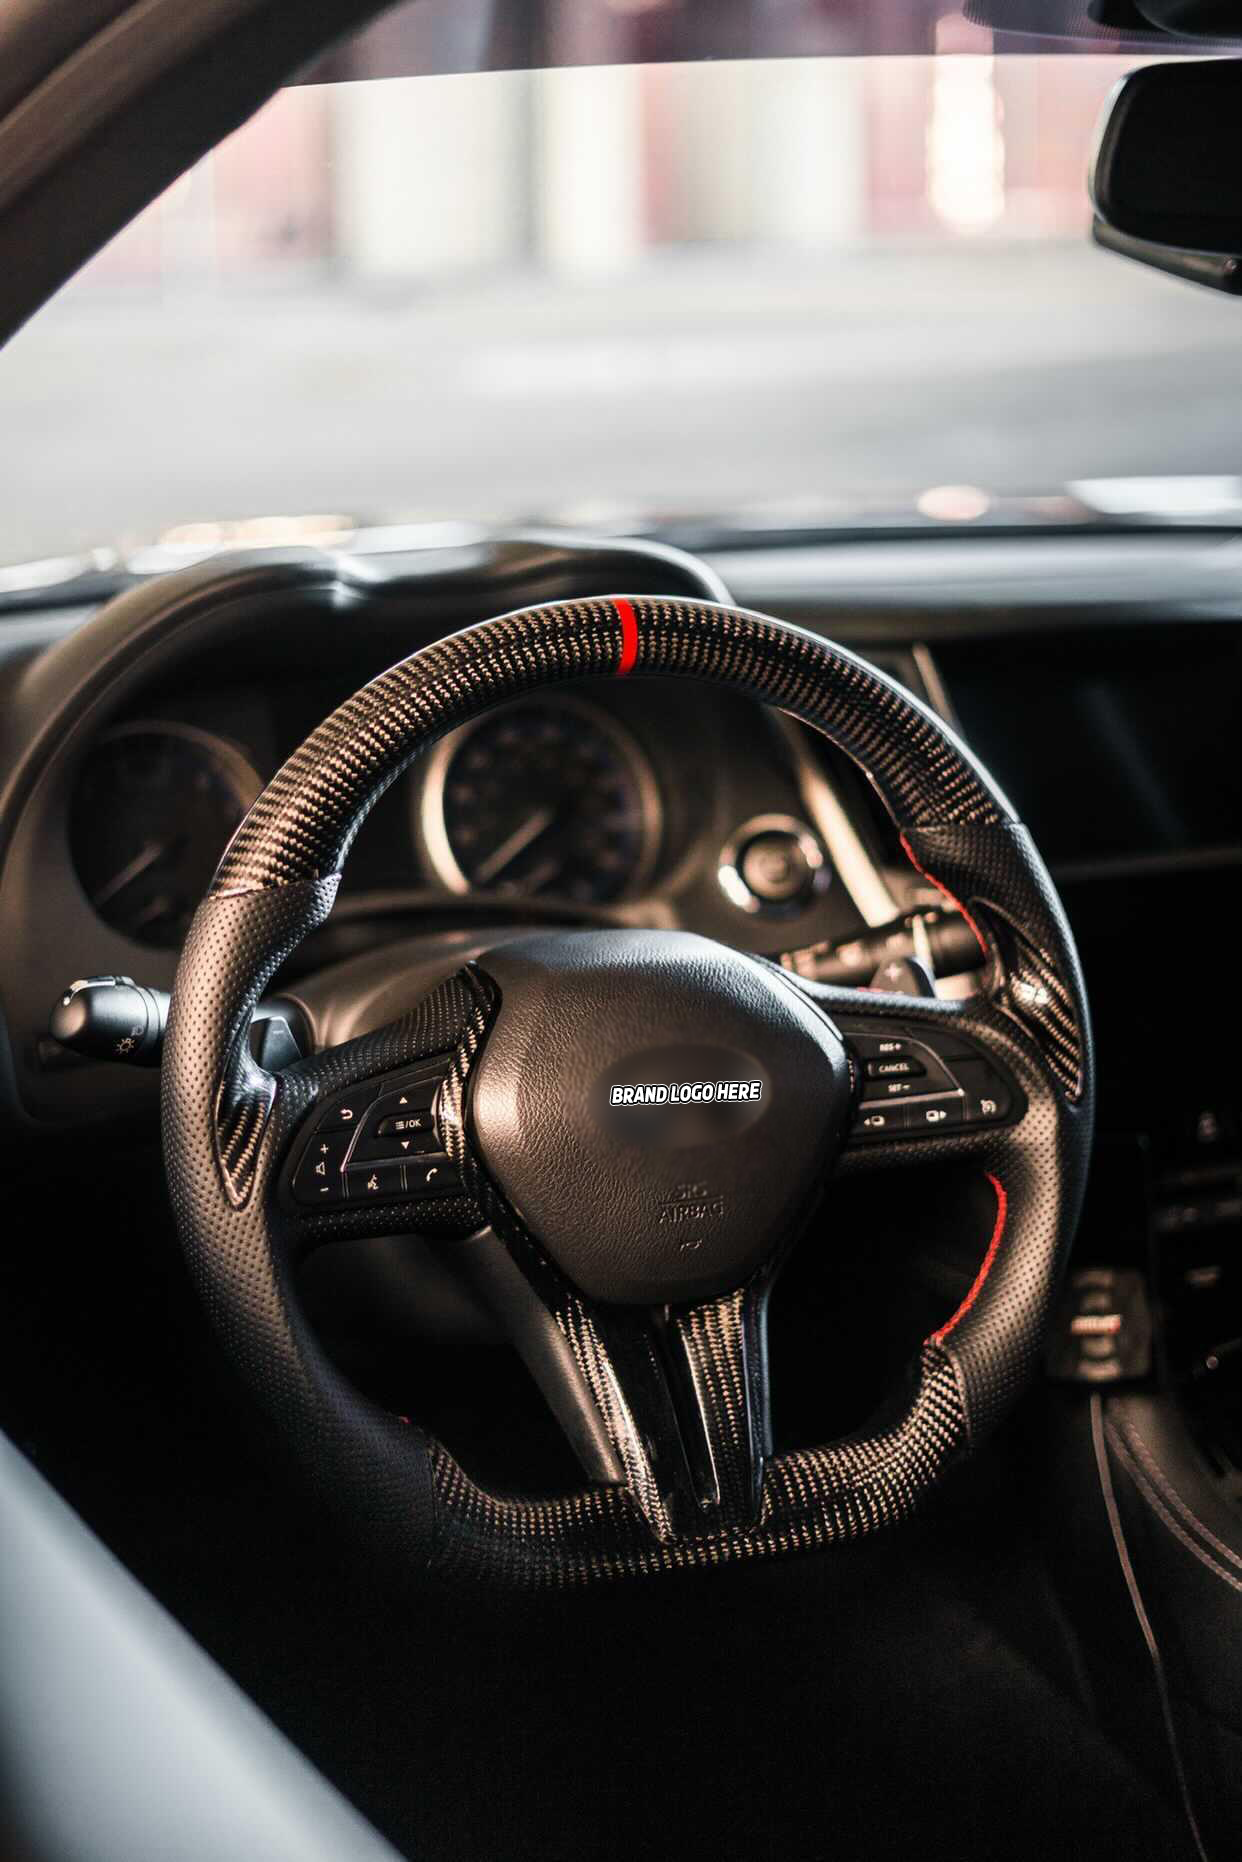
[929, 1173, 1007, 1343]
[613, 598, 638, 677]
[899, 832, 989, 962]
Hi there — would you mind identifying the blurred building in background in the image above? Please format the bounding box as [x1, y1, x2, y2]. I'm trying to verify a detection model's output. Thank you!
[84, 2, 1134, 290]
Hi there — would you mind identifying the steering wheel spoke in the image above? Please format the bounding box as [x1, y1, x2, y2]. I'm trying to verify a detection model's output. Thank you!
[772, 974, 1035, 1172]
[239, 964, 497, 1251]
[459, 1223, 773, 1540]
[284, 1048, 460, 1214]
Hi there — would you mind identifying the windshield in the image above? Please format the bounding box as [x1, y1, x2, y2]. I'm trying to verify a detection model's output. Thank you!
[3, 28, 1240, 569]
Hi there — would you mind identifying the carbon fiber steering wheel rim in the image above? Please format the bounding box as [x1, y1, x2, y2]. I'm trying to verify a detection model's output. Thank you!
[162, 594, 1094, 1587]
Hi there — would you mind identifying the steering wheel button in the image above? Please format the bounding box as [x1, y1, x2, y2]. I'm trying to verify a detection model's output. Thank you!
[909, 1096, 964, 1133]
[864, 1057, 925, 1080]
[314, 1085, 379, 1132]
[963, 1090, 1009, 1126]
[352, 1120, 439, 1164]
[849, 1035, 914, 1059]
[292, 1130, 352, 1204]
[382, 1073, 443, 1108]
[406, 1156, 462, 1197]
[348, 1162, 404, 1200]
[369, 1081, 440, 1125]
[854, 1106, 908, 1140]
[377, 1111, 434, 1137]
[952, 1057, 1012, 1124]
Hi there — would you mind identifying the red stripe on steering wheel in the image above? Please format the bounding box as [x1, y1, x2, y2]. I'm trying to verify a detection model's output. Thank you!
[899, 832, 989, 962]
[613, 598, 638, 677]
[929, 1173, 1008, 1344]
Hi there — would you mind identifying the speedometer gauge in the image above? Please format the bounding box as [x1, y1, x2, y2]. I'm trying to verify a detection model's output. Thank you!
[420, 699, 660, 904]
[70, 721, 262, 949]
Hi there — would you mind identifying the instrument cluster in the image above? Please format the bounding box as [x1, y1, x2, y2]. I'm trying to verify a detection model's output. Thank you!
[66, 682, 856, 955]
[415, 696, 662, 906]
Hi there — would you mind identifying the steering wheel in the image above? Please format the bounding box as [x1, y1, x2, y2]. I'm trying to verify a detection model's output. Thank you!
[163, 595, 1093, 1586]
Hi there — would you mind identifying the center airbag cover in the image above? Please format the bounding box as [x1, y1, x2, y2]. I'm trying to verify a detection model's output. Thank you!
[471, 930, 851, 1304]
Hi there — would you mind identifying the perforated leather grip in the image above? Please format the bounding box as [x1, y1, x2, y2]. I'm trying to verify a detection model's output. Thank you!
[164, 594, 1093, 1586]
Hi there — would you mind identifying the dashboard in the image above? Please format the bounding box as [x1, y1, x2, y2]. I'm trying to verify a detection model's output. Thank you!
[65, 614, 1242, 960]
[59, 616, 1242, 958]
[1, 528, 1236, 1109]
[0, 535, 920, 1141]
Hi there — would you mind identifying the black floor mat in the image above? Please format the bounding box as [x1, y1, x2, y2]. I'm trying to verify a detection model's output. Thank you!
[0, 1150, 1192, 1862]
[67, 1429, 1188, 1862]
[252, 1484, 1188, 1862]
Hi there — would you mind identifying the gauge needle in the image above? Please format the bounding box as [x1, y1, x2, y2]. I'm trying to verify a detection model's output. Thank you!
[472, 806, 556, 886]
[91, 838, 172, 908]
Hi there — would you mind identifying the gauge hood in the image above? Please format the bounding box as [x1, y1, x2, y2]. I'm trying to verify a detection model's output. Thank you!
[6, 481, 1242, 613]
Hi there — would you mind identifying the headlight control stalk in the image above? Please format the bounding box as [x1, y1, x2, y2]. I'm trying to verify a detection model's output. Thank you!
[48, 975, 303, 1069]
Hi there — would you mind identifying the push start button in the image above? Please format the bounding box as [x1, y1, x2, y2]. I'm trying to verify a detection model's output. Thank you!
[741, 833, 813, 903]
[719, 815, 828, 915]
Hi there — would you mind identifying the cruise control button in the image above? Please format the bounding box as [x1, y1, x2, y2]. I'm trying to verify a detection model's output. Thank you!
[909, 1096, 964, 1134]
[963, 1089, 1009, 1126]
[865, 1057, 925, 1080]
[863, 1076, 921, 1100]
[292, 1130, 352, 1205]
[953, 1058, 1012, 1125]
[406, 1156, 463, 1197]
[847, 1034, 916, 1060]
[853, 1105, 908, 1141]
[348, 1162, 405, 1201]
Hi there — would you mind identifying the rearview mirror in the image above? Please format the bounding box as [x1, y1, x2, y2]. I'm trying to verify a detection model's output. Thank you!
[1090, 60, 1242, 294]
